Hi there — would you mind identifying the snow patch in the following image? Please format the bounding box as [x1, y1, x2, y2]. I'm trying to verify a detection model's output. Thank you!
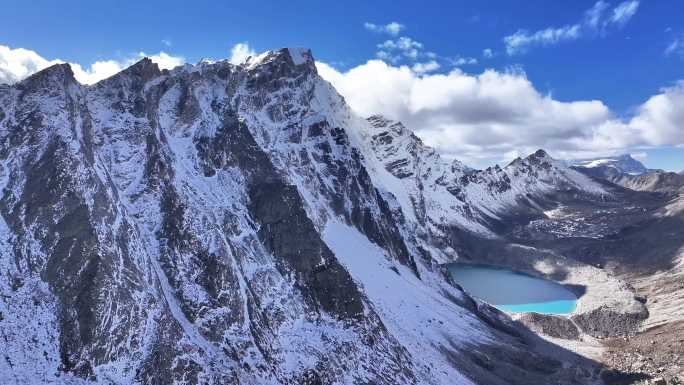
[287, 48, 310, 65]
[324, 221, 486, 385]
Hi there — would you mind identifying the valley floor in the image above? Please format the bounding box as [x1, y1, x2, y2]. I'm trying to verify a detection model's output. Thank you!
[463, 189, 684, 384]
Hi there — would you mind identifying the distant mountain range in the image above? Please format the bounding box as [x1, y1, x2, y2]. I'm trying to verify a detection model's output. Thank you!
[571, 154, 648, 176]
[571, 154, 684, 194]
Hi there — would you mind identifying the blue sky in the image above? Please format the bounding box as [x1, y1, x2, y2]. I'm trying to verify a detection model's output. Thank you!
[1, 0, 683, 170]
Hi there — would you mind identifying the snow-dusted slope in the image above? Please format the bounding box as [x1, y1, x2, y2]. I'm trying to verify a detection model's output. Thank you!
[616, 170, 684, 193]
[359, 116, 606, 261]
[0, 48, 604, 385]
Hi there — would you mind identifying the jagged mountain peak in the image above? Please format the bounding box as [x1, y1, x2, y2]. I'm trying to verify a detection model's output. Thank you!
[507, 149, 551, 165]
[509, 149, 554, 170]
[119, 57, 162, 80]
[14, 47, 317, 92]
[531, 148, 551, 159]
[243, 47, 317, 73]
[501, 149, 604, 192]
[17, 62, 77, 89]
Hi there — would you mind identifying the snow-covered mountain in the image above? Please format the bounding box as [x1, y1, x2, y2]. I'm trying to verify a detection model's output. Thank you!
[572, 154, 648, 177]
[0, 48, 607, 384]
[362, 116, 605, 251]
[571, 155, 684, 194]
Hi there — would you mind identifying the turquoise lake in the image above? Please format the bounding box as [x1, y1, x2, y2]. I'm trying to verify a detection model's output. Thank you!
[447, 264, 578, 315]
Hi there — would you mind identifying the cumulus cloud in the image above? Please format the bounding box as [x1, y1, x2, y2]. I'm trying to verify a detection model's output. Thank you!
[0, 44, 185, 85]
[626, 81, 684, 146]
[229, 42, 256, 64]
[450, 56, 478, 66]
[317, 59, 684, 167]
[411, 61, 441, 74]
[0, 45, 61, 84]
[482, 48, 494, 59]
[70, 51, 183, 84]
[364, 22, 405, 36]
[377, 37, 423, 60]
[145, 52, 185, 70]
[366, 24, 475, 71]
[376, 50, 401, 63]
[504, 1, 639, 55]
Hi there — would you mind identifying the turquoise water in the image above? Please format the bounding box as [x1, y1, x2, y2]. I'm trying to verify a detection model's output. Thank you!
[447, 264, 578, 315]
[497, 300, 577, 314]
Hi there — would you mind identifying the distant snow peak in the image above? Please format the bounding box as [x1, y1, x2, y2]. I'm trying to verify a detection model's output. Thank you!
[573, 153, 648, 175]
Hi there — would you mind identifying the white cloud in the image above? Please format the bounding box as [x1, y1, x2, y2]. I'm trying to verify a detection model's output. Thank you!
[411, 61, 441, 74]
[626, 81, 684, 146]
[376, 50, 401, 63]
[482, 48, 494, 58]
[607, 0, 639, 27]
[585, 1, 611, 28]
[317, 59, 684, 167]
[229, 42, 256, 64]
[69, 60, 128, 84]
[364, 22, 405, 36]
[0, 45, 61, 84]
[377, 37, 423, 61]
[504, 24, 583, 55]
[162, 39, 172, 47]
[631, 151, 647, 160]
[372, 33, 473, 70]
[0, 44, 185, 85]
[665, 35, 684, 58]
[451, 56, 478, 66]
[504, 1, 639, 55]
[70, 52, 184, 84]
[144, 51, 185, 70]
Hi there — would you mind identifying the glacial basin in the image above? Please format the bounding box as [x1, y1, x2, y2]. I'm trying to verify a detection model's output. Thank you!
[447, 263, 578, 315]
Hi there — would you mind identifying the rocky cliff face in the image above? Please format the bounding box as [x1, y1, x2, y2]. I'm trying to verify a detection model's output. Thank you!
[0, 48, 607, 384]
